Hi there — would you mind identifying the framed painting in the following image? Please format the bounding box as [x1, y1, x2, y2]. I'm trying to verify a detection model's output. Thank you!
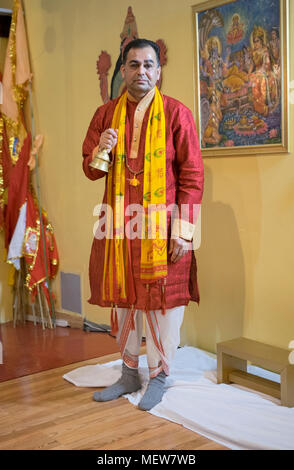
[192, 0, 289, 156]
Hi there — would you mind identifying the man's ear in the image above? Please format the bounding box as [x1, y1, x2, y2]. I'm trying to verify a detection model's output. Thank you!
[120, 64, 125, 79]
[157, 66, 161, 81]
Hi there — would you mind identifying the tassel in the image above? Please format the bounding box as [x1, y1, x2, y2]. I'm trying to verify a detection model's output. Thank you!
[161, 278, 167, 315]
[130, 304, 135, 330]
[110, 303, 119, 336]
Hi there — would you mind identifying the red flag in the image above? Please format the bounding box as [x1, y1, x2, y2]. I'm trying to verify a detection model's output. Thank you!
[23, 192, 59, 308]
[0, 0, 59, 313]
[0, 0, 31, 244]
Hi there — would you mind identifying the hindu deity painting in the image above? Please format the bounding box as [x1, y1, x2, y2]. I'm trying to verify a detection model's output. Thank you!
[193, 0, 288, 155]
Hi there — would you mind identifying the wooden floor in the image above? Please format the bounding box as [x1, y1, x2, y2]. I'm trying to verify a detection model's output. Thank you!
[0, 351, 227, 450]
[0, 321, 120, 382]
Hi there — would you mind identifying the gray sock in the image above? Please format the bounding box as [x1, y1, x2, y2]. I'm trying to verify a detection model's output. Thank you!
[93, 362, 141, 402]
[138, 370, 167, 411]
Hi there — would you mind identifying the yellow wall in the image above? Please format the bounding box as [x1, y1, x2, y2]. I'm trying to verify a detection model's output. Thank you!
[0, 0, 293, 354]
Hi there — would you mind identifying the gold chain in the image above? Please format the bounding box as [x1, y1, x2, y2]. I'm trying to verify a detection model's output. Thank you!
[124, 150, 144, 187]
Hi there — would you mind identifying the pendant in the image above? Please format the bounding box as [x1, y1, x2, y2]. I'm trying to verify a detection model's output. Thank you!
[129, 175, 140, 187]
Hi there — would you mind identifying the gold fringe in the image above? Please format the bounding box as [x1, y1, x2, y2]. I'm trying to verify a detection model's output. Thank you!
[0, 117, 4, 215]
[3, 0, 29, 165]
[9, 0, 29, 110]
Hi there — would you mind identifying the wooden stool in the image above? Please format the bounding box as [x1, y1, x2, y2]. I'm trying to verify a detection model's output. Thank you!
[217, 337, 294, 407]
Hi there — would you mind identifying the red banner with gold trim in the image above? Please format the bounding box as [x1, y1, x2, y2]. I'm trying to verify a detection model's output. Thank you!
[0, 0, 59, 314]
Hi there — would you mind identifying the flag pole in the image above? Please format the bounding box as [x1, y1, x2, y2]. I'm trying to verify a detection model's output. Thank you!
[28, 81, 56, 328]
[21, 0, 56, 328]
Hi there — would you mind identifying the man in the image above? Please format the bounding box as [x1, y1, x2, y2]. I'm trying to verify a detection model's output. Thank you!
[82, 39, 204, 411]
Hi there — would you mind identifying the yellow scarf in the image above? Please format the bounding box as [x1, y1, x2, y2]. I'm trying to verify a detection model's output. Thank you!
[102, 86, 167, 303]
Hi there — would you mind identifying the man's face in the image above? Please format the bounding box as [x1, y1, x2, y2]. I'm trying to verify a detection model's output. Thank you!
[121, 46, 161, 100]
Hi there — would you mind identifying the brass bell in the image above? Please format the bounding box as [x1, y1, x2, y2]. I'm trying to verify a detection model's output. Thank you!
[89, 148, 111, 173]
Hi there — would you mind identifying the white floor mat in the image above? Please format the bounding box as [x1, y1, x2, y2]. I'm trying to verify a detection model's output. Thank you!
[63, 346, 294, 450]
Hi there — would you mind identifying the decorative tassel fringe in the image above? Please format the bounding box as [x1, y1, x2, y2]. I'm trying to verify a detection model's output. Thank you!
[161, 278, 167, 315]
[110, 303, 119, 336]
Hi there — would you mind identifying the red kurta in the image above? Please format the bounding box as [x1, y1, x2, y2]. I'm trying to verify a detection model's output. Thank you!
[82, 94, 204, 312]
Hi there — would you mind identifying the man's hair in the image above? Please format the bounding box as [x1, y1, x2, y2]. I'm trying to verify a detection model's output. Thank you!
[122, 38, 161, 66]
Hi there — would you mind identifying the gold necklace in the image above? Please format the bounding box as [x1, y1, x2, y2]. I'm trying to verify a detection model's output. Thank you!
[125, 152, 144, 187]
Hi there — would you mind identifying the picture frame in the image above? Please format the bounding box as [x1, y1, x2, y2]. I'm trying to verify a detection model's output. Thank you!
[192, 0, 289, 157]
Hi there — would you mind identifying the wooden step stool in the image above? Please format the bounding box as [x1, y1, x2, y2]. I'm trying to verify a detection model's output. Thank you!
[217, 337, 294, 407]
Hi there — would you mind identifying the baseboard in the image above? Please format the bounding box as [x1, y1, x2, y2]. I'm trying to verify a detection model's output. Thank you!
[55, 311, 83, 329]
[26, 311, 83, 329]
[26, 314, 69, 328]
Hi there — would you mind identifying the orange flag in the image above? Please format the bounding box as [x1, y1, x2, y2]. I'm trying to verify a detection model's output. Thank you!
[1, 0, 31, 121]
[0, 0, 31, 238]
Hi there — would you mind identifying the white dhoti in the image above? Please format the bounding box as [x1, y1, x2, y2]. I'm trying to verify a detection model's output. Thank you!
[116, 306, 185, 378]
